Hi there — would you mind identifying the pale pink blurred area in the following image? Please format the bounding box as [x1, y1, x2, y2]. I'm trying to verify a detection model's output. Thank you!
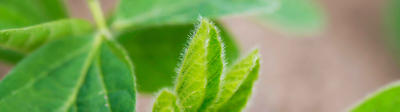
[1, 0, 400, 111]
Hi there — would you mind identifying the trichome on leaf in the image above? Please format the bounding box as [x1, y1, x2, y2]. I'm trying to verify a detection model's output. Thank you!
[152, 18, 261, 112]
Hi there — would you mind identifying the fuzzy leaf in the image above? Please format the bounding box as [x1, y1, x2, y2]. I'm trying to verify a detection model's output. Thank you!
[112, 0, 279, 31]
[174, 19, 215, 111]
[117, 22, 239, 93]
[153, 90, 179, 112]
[212, 49, 260, 110]
[253, 0, 325, 35]
[0, 35, 136, 111]
[0, 19, 93, 54]
[218, 58, 260, 111]
[198, 22, 225, 111]
[350, 81, 400, 111]
[0, 0, 68, 30]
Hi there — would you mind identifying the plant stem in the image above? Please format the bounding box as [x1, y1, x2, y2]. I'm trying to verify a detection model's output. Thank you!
[87, 0, 112, 39]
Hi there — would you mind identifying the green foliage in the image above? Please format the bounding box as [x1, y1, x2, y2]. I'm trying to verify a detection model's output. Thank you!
[212, 49, 260, 111]
[152, 19, 260, 112]
[0, 0, 68, 30]
[153, 90, 179, 112]
[253, 0, 325, 35]
[218, 58, 260, 111]
[0, 0, 75, 64]
[117, 22, 240, 93]
[112, 0, 279, 30]
[0, 19, 93, 54]
[350, 81, 400, 112]
[0, 0, 292, 111]
[174, 19, 211, 111]
[0, 35, 136, 111]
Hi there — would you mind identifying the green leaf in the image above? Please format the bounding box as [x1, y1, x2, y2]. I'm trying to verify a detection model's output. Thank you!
[117, 21, 240, 93]
[0, 35, 136, 111]
[198, 21, 226, 111]
[174, 19, 214, 111]
[385, 0, 400, 64]
[350, 81, 400, 112]
[0, 0, 68, 30]
[0, 0, 71, 64]
[212, 49, 260, 110]
[0, 48, 24, 64]
[253, 0, 325, 35]
[112, 0, 279, 31]
[0, 19, 93, 54]
[153, 90, 179, 112]
[218, 58, 260, 111]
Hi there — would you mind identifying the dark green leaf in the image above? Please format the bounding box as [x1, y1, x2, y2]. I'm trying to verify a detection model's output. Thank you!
[153, 90, 178, 112]
[350, 81, 400, 111]
[0, 35, 136, 111]
[112, 0, 279, 31]
[386, 0, 400, 64]
[0, 48, 24, 64]
[253, 0, 325, 35]
[117, 22, 239, 93]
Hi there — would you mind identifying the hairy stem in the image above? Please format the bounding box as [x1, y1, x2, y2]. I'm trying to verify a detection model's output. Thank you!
[87, 0, 112, 39]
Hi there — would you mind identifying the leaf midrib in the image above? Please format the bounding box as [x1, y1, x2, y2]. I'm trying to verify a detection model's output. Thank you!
[61, 36, 103, 111]
[95, 57, 112, 112]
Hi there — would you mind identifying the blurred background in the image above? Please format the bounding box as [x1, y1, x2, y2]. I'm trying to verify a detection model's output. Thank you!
[1, 0, 399, 112]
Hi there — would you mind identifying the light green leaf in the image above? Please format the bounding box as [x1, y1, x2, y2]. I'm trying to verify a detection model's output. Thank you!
[0, 0, 68, 30]
[0, 35, 136, 111]
[0, 19, 93, 54]
[198, 22, 226, 111]
[117, 21, 239, 93]
[350, 81, 400, 112]
[112, 0, 279, 31]
[253, 0, 325, 35]
[153, 90, 179, 112]
[218, 58, 260, 111]
[212, 49, 260, 110]
[174, 19, 214, 111]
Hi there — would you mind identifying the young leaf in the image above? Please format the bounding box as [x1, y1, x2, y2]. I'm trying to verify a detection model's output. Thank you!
[212, 49, 260, 110]
[0, 35, 136, 111]
[218, 59, 260, 111]
[0, 19, 93, 54]
[253, 0, 325, 35]
[153, 90, 179, 112]
[174, 19, 212, 111]
[112, 0, 279, 31]
[0, 0, 68, 30]
[198, 22, 225, 111]
[117, 22, 239, 93]
[350, 81, 400, 112]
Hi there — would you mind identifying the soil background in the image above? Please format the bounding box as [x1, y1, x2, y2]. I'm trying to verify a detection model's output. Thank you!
[1, 0, 398, 111]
